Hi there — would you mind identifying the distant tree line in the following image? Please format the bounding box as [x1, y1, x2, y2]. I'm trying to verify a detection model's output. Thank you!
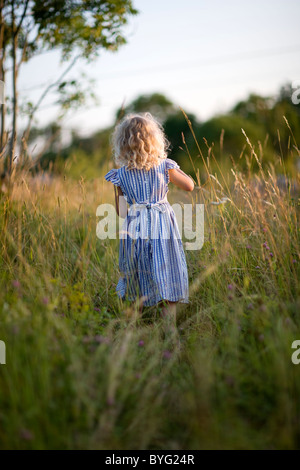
[32, 83, 300, 179]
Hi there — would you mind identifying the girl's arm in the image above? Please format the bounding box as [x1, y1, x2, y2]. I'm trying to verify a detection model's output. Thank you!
[114, 185, 128, 218]
[168, 168, 194, 191]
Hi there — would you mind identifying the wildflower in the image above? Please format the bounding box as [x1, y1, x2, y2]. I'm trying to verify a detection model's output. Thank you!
[227, 284, 234, 290]
[135, 373, 141, 379]
[228, 294, 233, 301]
[138, 340, 144, 347]
[263, 242, 267, 248]
[246, 245, 251, 250]
[12, 325, 19, 335]
[12, 280, 20, 289]
[19, 428, 34, 441]
[94, 335, 109, 344]
[94, 307, 101, 312]
[247, 303, 254, 310]
[163, 350, 172, 359]
[225, 375, 235, 387]
[262, 228, 267, 232]
[82, 335, 92, 344]
[255, 266, 260, 269]
[292, 259, 297, 264]
[42, 297, 49, 305]
[107, 397, 114, 406]
[269, 252, 274, 258]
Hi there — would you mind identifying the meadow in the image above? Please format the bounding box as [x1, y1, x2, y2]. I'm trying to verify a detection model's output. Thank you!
[0, 120, 299, 450]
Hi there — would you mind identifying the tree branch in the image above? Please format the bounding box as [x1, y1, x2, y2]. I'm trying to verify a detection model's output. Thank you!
[17, 31, 28, 71]
[15, 0, 30, 37]
[22, 53, 81, 145]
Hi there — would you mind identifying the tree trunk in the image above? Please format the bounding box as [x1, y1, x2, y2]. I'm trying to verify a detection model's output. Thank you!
[8, 4, 17, 176]
[0, 52, 6, 155]
[0, 0, 6, 155]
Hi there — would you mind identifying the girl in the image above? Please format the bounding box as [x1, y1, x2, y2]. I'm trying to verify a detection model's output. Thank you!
[104, 112, 194, 323]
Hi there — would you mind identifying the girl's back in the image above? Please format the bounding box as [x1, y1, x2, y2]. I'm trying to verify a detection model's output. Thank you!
[104, 112, 194, 310]
[106, 157, 180, 205]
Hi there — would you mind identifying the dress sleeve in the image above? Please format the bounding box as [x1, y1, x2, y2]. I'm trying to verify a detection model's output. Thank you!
[104, 169, 120, 186]
[104, 168, 128, 202]
[165, 158, 180, 184]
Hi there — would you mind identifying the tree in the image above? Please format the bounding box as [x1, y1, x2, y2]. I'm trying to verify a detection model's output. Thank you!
[164, 110, 200, 164]
[116, 93, 176, 123]
[0, 0, 138, 175]
[231, 85, 300, 154]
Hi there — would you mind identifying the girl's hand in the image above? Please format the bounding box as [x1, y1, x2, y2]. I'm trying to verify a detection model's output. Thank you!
[168, 168, 194, 192]
[114, 185, 128, 218]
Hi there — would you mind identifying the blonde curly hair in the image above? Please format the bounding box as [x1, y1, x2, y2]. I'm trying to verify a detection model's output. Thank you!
[111, 112, 170, 171]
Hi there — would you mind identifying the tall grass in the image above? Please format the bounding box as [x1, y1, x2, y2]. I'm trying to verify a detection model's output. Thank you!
[0, 120, 299, 449]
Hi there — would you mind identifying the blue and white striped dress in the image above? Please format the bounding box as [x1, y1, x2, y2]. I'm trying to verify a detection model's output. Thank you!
[104, 157, 189, 307]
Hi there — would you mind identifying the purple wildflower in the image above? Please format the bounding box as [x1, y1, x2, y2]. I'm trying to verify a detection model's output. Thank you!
[94, 307, 101, 312]
[138, 340, 144, 347]
[227, 284, 234, 290]
[12, 280, 20, 289]
[269, 252, 274, 258]
[94, 335, 110, 344]
[42, 297, 49, 305]
[284, 317, 292, 326]
[82, 335, 92, 344]
[12, 325, 20, 335]
[19, 428, 34, 441]
[225, 375, 235, 387]
[163, 350, 172, 359]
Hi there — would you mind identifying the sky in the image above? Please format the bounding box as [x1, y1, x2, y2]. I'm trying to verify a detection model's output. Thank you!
[11, 0, 300, 141]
